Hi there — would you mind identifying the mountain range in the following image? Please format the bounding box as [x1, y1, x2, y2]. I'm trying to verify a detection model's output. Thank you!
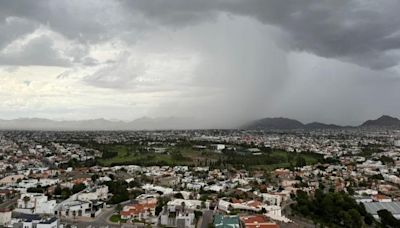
[243, 115, 400, 130]
[0, 115, 398, 130]
[0, 117, 203, 131]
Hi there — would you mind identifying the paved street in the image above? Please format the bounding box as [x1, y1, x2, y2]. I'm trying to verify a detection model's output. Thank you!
[59, 200, 143, 228]
[60, 207, 123, 228]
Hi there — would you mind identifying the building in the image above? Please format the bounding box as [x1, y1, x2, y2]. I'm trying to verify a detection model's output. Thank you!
[77, 185, 108, 201]
[211, 144, 226, 151]
[160, 203, 196, 228]
[11, 214, 58, 228]
[120, 198, 157, 220]
[363, 201, 400, 219]
[372, 194, 392, 202]
[55, 199, 104, 218]
[16, 193, 56, 214]
[218, 198, 265, 213]
[167, 199, 204, 210]
[241, 215, 279, 228]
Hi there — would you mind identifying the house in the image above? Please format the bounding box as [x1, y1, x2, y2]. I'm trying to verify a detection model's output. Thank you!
[241, 215, 279, 228]
[55, 199, 104, 218]
[373, 194, 392, 202]
[16, 193, 56, 214]
[77, 185, 108, 201]
[160, 203, 196, 228]
[11, 214, 58, 228]
[218, 198, 265, 213]
[120, 198, 157, 220]
[14, 217, 58, 228]
[167, 199, 205, 210]
[213, 215, 241, 228]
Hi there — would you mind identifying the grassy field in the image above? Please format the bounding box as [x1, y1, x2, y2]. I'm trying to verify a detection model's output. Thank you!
[95, 143, 323, 169]
[96, 144, 220, 166]
[109, 214, 127, 223]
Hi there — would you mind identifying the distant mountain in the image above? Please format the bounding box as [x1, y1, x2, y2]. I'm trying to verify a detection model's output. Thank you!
[0, 117, 204, 131]
[244, 115, 400, 130]
[304, 122, 343, 129]
[243, 118, 345, 130]
[243, 117, 304, 130]
[1, 115, 400, 131]
[361, 115, 400, 128]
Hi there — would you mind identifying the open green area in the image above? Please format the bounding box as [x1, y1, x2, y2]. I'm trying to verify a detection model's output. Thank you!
[109, 214, 127, 223]
[219, 149, 323, 170]
[95, 143, 323, 169]
[96, 143, 220, 166]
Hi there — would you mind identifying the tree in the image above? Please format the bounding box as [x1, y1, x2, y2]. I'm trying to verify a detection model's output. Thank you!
[292, 189, 373, 227]
[379, 156, 395, 165]
[174, 193, 184, 199]
[295, 156, 306, 167]
[23, 196, 30, 208]
[54, 185, 62, 196]
[61, 188, 72, 199]
[128, 180, 142, 188]
[91, 174, 99, 183]
[181, 201, 186, 212]
[348, 209, 362, 228]
[378, 209, 400, 227]
[72, 183, 86, 194]
[116, 204, 123, 213]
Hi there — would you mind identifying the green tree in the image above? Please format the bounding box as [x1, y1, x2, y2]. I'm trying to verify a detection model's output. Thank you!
[378, 209, 400, 227]
[23, 196, 30, 208]
[72, 183, 86, 194]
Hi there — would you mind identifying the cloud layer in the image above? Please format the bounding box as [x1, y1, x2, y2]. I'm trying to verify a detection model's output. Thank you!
[0, 0, 400, 126]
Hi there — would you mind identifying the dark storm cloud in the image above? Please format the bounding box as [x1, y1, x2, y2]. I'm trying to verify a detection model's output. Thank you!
[0, 35, 71, 66]
[0, 17, 37, 49]
[1, 0, 400, 69]
[0, 0, 120, 42]
[123, 0, 400, 69]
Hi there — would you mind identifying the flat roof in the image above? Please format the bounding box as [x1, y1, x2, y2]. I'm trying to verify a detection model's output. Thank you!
[363, 201, 400, 215]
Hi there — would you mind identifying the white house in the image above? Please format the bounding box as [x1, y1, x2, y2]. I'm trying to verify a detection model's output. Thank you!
[16, 193, 56, 214]
[11, 214, 58, 228]
[160, 204, 196, 228]
[55, 200, 93, 218]
[77, 185, 108, 201]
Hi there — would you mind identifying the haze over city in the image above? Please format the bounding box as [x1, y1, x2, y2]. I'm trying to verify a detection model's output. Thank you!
[1, 0, 400, 128]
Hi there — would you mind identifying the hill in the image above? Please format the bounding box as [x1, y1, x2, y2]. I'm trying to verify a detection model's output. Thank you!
[304, 122, 343, 129]
[361, 115, 400, 128]
[243, 117, 304, 130]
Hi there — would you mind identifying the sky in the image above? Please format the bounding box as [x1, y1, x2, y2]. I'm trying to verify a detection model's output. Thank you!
[1, 0, 400, 127]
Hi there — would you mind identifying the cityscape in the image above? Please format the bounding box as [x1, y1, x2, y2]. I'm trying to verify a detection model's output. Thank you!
[1, 1, 400, 228]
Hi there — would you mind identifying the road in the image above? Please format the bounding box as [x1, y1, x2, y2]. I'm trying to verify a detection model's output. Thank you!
[60, 208, 121, 228]
[60, 202, 136, 228]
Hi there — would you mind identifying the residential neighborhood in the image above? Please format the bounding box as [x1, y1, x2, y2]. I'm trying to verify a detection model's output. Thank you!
[0, 128, 397, 227]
